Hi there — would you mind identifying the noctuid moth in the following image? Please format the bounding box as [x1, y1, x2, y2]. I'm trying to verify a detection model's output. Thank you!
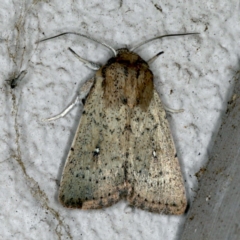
[38, 32, 198, 214]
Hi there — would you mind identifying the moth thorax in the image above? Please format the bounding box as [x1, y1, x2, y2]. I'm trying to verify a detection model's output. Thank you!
[102, 49, 154, 111]
[123, 63, 154, 110]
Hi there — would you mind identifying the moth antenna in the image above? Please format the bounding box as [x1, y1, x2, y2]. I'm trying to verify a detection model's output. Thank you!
[147, 51, 164, 64]
[130, 33, 199, 51]
[36, 32, 117, 56]
[68, 47, 101, 70]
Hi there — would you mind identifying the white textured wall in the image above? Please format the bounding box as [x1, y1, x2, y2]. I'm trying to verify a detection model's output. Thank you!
[1, 0, 239, 239]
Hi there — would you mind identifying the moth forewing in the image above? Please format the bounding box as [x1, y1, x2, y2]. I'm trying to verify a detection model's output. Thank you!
[127, 90, 186, 214]
[58, 48, 187, 214]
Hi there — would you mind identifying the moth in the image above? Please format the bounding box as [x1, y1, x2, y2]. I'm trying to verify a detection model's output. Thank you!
[38, 32, 198, 214]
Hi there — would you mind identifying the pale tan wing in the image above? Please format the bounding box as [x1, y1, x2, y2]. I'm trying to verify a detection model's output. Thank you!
[127, 90, 186, 214]
[59, 76, 127, 209]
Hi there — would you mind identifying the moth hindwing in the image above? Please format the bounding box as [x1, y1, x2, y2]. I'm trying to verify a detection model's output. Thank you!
[58, 48, 186, 214]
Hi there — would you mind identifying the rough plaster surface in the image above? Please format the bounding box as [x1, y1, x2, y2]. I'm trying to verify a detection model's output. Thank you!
[0, 0, 239, 239]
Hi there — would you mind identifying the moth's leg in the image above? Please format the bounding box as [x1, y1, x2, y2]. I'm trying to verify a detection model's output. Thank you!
[163, 105, 184, 113]
[148, 51, 184, 114]
[68, 47, 101, 70]
[42, 78, 94, 122]
[43, 47, 100, 121]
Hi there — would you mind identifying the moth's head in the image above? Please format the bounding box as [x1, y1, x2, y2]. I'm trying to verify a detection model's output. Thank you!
[114, 48, 147, 65]
[116, 48, 131, 54]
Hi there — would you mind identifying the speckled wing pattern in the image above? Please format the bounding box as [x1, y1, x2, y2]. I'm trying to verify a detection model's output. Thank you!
[59, 74, 127, 209]
[127, 90, 186, 214]
[59, 49, 186, 214]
